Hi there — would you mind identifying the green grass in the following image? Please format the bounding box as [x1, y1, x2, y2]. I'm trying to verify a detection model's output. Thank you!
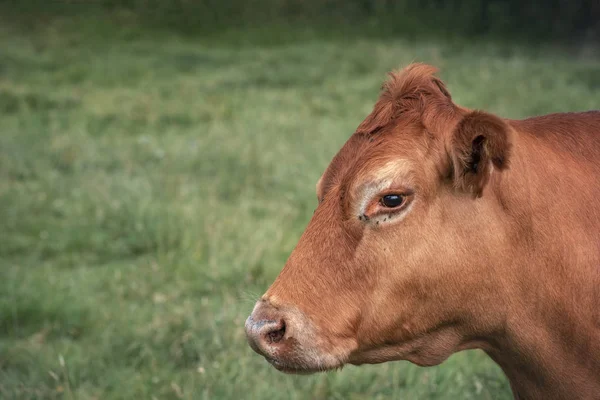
[0, 14, 598, 400]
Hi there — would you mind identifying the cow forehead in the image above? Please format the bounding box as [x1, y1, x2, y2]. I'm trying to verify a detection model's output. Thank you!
[317, 134, 367, 199]
[319, 130, 424, 198]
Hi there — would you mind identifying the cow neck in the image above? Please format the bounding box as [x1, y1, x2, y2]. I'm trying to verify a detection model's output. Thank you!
[485, 320, 600, 400]
[482, 129, 600, 400]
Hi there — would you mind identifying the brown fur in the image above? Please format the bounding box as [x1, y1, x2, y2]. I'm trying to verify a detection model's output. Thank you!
[355, 63, 458, 137]
[451, 110, 512, 197]
[246, 63, 600, 400]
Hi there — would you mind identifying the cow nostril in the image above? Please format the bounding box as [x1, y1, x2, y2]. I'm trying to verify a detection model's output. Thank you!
[266, 320, 286, 344]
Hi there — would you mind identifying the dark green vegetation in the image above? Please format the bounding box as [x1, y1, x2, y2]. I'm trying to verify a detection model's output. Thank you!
[4, 0, 600, 41]
[0, 8, 599, 400]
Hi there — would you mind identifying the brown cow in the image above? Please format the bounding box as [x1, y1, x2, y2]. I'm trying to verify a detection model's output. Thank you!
[245, 63, 600, 399]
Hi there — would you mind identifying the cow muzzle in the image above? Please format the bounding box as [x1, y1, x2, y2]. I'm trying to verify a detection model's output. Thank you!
[245, 298, 345, 374]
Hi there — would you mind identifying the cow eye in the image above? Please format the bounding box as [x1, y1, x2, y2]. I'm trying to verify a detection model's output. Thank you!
[380, 194, 404, 208]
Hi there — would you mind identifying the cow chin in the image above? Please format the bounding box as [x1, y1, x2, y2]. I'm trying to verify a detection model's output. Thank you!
[265, 350, 343, 375]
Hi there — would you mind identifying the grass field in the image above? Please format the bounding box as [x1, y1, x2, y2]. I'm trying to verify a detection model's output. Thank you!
[0, 13, 598, 400]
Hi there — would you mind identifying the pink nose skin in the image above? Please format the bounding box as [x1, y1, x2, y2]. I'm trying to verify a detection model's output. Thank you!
[245, 301, 288, 358]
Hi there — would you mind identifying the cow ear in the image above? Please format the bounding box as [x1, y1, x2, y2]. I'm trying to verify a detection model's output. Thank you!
[450, 110, 511, 197]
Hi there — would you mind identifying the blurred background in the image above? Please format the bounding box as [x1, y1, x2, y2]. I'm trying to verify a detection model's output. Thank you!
[0, 1, 598, 399]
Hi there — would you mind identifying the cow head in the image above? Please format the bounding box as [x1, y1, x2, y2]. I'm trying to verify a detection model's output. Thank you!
[245, 63, 513, 373]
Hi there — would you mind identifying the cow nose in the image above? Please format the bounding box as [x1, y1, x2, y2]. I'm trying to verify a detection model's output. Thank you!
[246, 317, 286, 347]
[245, 301, 288, 356]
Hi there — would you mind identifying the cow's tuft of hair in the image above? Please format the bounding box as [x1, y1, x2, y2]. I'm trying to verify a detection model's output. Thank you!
[355, 63, 455, 136]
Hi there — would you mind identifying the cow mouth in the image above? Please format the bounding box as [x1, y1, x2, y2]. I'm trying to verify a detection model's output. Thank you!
[265, 357, 331, 375]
